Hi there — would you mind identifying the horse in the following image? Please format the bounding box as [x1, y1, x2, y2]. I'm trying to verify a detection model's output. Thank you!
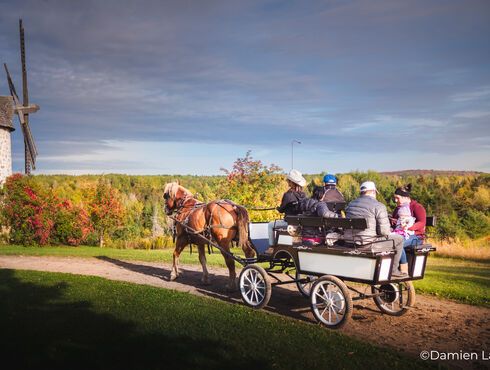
[163, 182, 255, 291]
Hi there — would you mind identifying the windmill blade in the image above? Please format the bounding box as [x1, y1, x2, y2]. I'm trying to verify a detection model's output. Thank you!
[4, 62, 38, 158]
[4, 63, 20, 104]
[23, 120, 37, 157]
[19, 19, 37, 172]
[20, 19, 29, 108]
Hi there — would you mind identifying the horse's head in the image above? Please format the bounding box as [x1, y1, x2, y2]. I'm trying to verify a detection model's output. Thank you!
[163, 182, 193, 215]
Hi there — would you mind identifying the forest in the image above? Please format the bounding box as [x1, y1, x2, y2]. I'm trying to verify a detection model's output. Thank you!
[1, 152, 488, 248]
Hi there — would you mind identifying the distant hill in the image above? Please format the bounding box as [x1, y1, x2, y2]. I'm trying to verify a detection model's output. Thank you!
[379, 170, 483, 176]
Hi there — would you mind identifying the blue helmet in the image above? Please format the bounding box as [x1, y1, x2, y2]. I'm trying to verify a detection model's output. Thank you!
[323, 174, 337, 184]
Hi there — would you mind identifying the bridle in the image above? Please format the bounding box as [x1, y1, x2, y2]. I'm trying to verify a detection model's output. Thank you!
[164, 192, 198, 215]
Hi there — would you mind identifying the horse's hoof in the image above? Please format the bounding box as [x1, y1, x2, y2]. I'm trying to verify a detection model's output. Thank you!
[170, 273, 178, 281]
[225, 284, 237, 292]
[200, 279, 211, 286]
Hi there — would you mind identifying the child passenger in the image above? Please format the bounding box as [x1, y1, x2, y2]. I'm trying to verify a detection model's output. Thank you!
[393, 203, 416, 240]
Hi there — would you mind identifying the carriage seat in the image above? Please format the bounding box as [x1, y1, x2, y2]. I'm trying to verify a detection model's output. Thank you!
[285, 215, 394, 252]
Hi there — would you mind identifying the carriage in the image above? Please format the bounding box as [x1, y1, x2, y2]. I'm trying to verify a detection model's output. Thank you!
[237, 208, 437, 328]
[163, 183, 436, 329]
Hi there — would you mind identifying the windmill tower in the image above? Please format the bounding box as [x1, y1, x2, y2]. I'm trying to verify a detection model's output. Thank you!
[3, 19, 39, 177]
[0, 96, 14, 185]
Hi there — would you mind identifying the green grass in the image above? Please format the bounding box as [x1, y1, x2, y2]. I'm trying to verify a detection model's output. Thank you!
[1, 244, 489, 307]
[0, 269, 438, 370]
[413, 255, 490, 307]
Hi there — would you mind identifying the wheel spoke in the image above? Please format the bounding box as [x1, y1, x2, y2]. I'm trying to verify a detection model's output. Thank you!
[244, 274, 253, 285]
[321, 306, 329, 318]
[249, 290, 255, 303]
[321, 284, 328, 298]
[256, 288, 264, 299]
[315, 291, 327, 303]
[250, 270, 257, 284]
[331, 307, 340, 322]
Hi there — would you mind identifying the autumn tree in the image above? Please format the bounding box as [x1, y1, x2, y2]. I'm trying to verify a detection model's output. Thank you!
[219, 151, 287, 221]
[85, 180, 125, 247]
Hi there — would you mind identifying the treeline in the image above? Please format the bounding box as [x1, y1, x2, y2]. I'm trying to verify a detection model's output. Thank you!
[1, 164, 488, 247]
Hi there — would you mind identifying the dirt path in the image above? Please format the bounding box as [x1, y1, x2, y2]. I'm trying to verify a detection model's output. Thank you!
[1, 255, 488, 369]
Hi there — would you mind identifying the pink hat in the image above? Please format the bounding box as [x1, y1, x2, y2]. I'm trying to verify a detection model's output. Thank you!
[398, 202, 411, 216]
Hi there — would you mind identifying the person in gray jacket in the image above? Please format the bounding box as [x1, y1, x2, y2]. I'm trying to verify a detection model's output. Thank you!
[345, 181, 407, 278]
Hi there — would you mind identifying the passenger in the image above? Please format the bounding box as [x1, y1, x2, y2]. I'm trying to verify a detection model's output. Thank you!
[267, 169, 307, 249]
[391, 184, 426, 274]
[393, 202, 416, 240]
[321, 174, 345, 203]
[298, 186, 338, 247]
[345, 181, 407, 278]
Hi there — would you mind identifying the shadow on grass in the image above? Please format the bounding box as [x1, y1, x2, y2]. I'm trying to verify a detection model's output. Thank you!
[96, 255, 167, 279]
[0, 269, 267, 370]
[95, 256, 320, 323]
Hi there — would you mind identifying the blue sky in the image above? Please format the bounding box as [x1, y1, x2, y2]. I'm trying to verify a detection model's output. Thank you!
[1, 0, 489, 175]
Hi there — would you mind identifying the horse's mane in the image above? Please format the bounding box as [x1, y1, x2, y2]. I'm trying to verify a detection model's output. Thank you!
[164, 182, 193, 199]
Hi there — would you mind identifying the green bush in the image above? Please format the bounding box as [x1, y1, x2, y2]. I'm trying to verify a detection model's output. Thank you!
[461, 209, 490, 239]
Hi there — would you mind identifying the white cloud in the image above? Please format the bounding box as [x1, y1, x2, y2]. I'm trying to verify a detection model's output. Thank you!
[452, 87, 490, 102]
[454, 111, 490, 119]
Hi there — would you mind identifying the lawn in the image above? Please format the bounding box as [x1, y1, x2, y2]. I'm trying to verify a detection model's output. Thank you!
[413, 255, 490, 307]
[1, 244, 489, 307]
[0, 269, 438, 370]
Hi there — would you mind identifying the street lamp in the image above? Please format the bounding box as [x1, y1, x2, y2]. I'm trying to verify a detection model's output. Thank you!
[291, 139, 301, 170]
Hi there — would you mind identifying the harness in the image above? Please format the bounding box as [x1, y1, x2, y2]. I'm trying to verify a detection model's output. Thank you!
[166, 194, 240, 254]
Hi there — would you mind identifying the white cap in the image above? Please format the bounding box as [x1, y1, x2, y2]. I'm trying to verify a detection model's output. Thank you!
[360, 181, 379, 193]
[285, 169, 307, 187]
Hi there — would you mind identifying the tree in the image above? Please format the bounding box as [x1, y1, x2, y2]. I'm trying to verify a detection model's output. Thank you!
[219, 151, 287, 222]
[85, 180, 125, 247]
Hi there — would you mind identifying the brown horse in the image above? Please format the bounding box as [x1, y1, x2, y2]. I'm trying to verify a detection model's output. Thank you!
[163, 182, 255, 290]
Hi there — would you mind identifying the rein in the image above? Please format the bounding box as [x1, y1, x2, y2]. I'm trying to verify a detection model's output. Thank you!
[240, 205, 277, 211]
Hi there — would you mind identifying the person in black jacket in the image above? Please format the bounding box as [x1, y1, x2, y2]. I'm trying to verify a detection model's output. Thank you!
[267, 169, 307, 248]
[299, 186, 338, 246]
[321, 174, 345, 203]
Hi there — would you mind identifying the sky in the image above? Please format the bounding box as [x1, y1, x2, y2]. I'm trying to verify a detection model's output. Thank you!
[0, 0, 489, 176]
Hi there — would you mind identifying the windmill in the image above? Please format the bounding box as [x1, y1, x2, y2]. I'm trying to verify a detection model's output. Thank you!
[3, 19, 39, 175]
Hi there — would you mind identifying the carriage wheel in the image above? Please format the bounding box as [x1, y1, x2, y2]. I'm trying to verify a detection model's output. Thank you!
[310, 275, 352, 329]
[296, 271, 317, 298]
[371, 281, 415, 316]
[239, 264, 271, 309]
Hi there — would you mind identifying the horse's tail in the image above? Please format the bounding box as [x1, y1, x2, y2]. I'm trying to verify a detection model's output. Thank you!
[233, 204, 250, 250]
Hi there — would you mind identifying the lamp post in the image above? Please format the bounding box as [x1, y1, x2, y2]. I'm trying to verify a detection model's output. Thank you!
[291, 139, 301, 170]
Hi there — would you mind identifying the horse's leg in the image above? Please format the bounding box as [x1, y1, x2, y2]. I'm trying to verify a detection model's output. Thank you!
[215, 234, 237, 291]
[222, 251, 237, 292]
[170, 236, 187, 281]
[197, 242, 210, 285]
[242, 241, 255, 259]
